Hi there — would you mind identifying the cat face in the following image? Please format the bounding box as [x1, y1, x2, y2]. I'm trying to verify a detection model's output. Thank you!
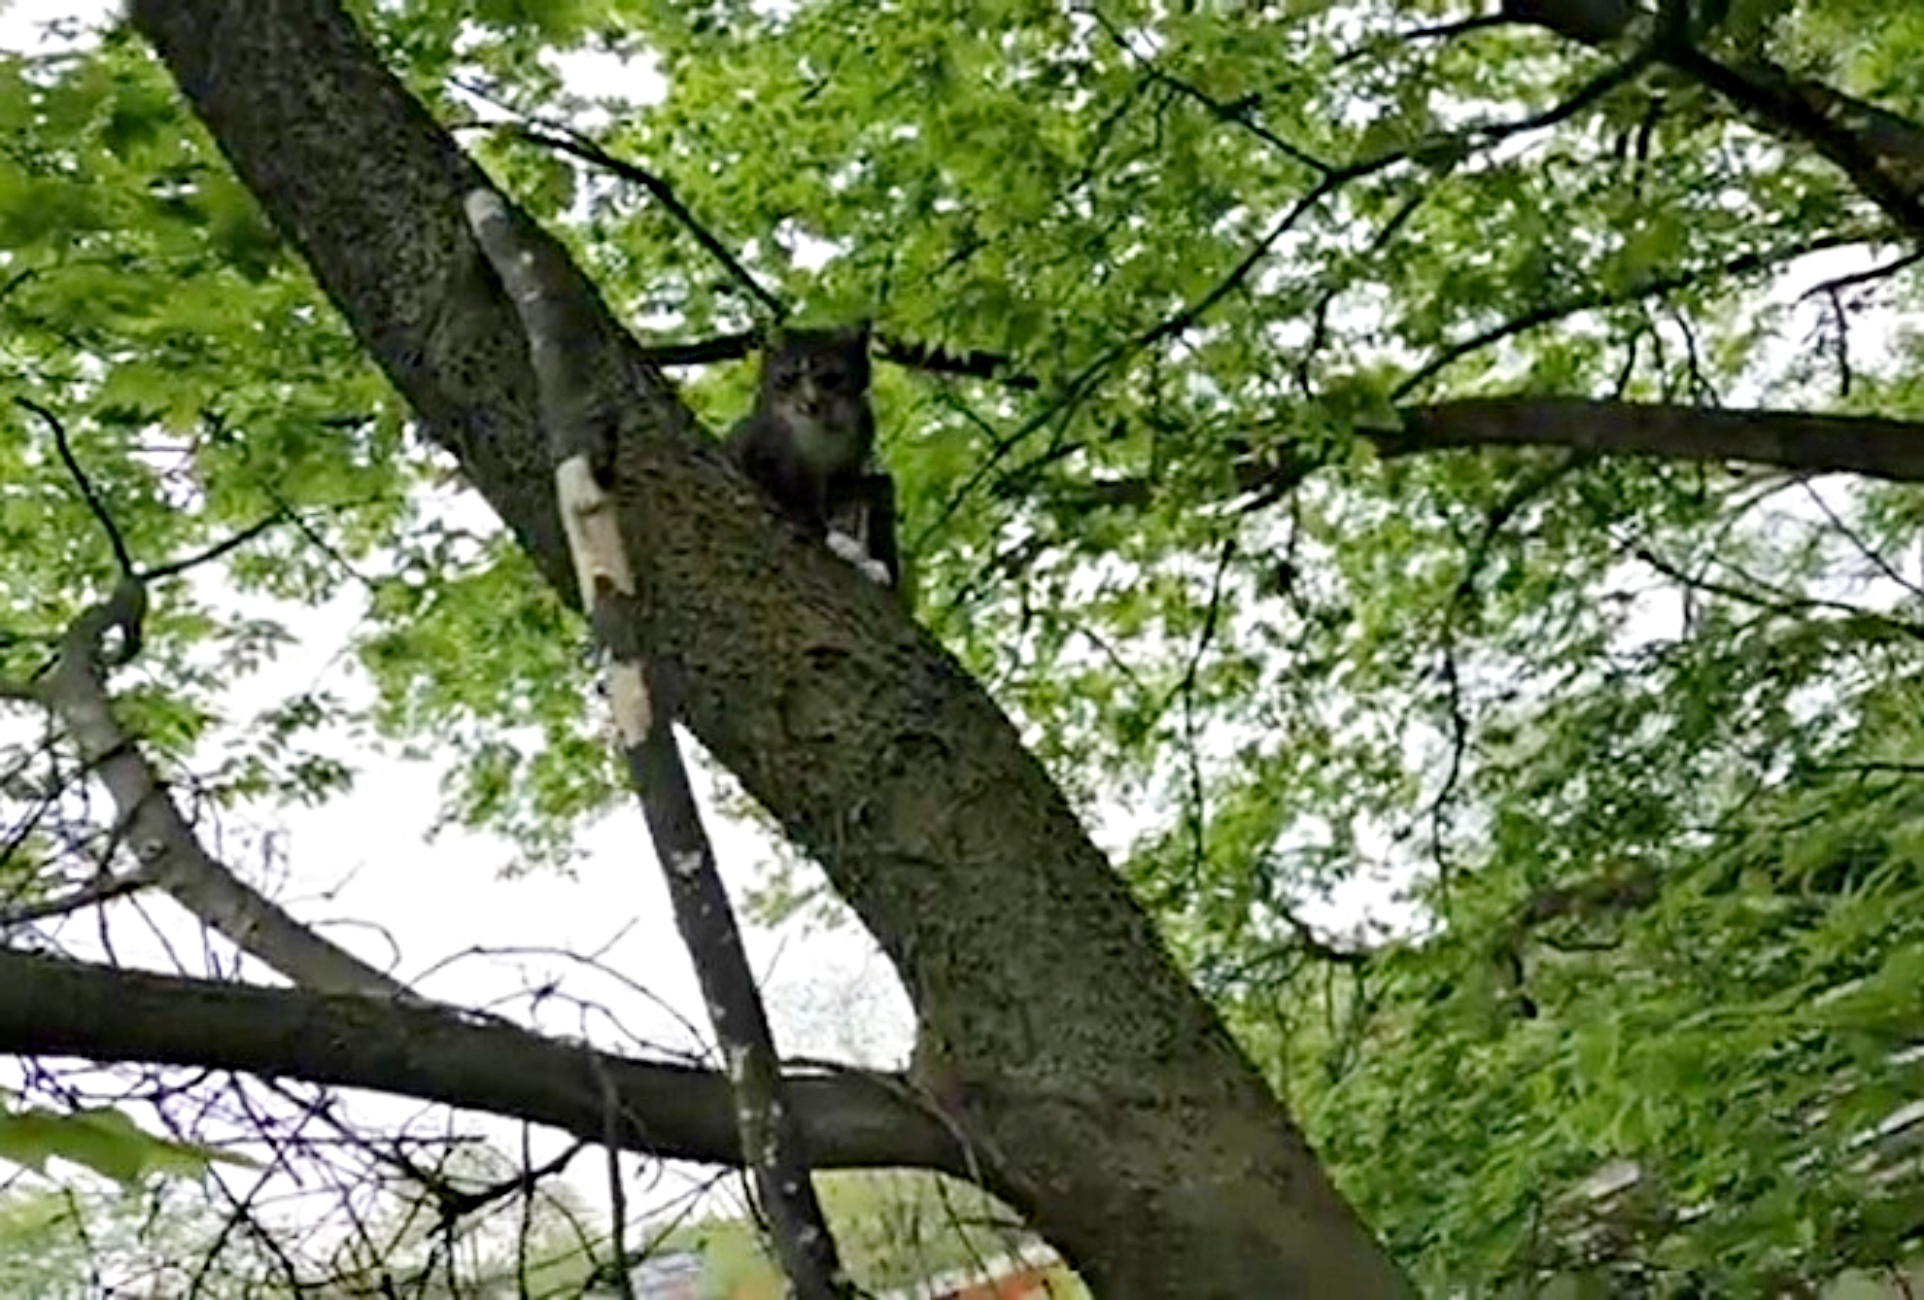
[761, 325, 871, 432]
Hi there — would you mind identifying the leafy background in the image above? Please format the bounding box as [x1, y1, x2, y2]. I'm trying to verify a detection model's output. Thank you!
[0, 0, 1920, 1291]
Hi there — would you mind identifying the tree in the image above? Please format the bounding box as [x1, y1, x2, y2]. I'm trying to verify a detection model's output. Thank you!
[0, 0, 1921, 1294]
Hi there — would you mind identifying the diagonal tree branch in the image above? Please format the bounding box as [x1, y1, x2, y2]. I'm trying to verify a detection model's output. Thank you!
[500, 123, 788, 322]
[2, 581, 407, 998]
[5, 396, 405, 995]
[1499, 0, 1924, 241]
[464, 189, 849, 1299]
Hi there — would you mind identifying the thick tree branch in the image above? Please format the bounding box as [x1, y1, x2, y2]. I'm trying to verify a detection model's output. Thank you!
[1392, 399, 1924, 479]
[0, 948, 965, 1175]
[1234, 398, 1924, 503]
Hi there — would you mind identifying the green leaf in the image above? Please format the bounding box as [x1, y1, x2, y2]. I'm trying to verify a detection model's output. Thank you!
[0, 1104, 250, 1185]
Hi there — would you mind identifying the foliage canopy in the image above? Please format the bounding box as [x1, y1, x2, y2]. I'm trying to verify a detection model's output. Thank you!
[1, 0, 1922, 1292]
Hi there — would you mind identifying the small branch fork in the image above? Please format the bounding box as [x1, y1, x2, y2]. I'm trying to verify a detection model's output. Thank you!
[0, 400, 406, 998]
[463, 189, 851, 1300]
[483, 118, 1042, 390]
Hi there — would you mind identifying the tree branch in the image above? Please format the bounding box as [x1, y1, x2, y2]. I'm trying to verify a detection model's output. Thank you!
[14, 584, 411, 998]
[1230, 397, 1924, 505]
[465, 188, 850, 1299]
[0, 948, 965, 1175]
[1500, 0, 1924, 241]
[1389, 398, 1924, 481]
[502, 124, 787, 321]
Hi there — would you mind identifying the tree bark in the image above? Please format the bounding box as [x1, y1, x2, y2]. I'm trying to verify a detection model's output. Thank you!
[124, 0, 1411, 1294]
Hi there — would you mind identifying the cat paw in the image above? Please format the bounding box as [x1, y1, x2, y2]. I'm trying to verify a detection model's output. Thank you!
[826, 529, 868, 564]
[826, 530, 893, 587]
